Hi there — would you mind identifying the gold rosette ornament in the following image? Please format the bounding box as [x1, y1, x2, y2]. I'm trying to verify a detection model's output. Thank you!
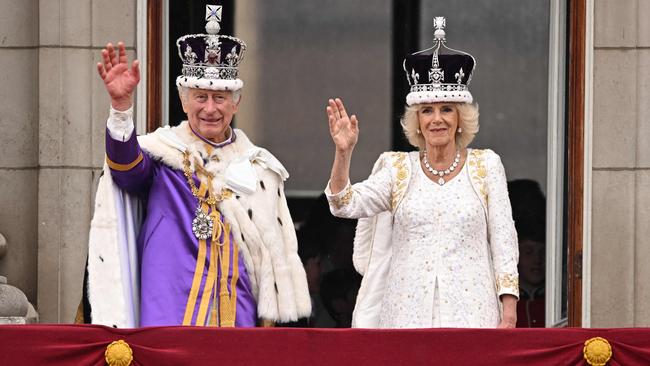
[105, 340, 133, 366]
[583, 337, 612, 366]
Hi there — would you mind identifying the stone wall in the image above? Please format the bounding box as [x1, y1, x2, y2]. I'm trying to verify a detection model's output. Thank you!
[590, 0, 650, 326]
[35, 0, 137, 323]
[0, 0, 39, 310]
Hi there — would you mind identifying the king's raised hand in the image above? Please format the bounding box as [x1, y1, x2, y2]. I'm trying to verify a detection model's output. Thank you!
[327, 98, 359, 153]
[97, 42, 141, 111]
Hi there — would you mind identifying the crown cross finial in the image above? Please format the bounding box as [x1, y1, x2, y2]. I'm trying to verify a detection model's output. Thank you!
[433, 17, 446, 41]
[205, 5, 222, 34]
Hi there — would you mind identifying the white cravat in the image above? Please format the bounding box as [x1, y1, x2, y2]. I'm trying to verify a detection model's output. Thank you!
[225, 147, 290, 195]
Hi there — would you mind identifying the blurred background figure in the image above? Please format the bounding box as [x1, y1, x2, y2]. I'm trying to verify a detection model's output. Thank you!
[294, 194, 358, 327]
[508, 179, 546, 328]
[320, 268, 362, 328]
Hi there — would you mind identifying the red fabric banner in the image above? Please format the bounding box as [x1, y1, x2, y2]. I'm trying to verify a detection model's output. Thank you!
[1, 325, 649, 365]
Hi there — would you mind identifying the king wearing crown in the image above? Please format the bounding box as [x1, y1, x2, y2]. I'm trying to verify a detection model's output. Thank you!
[81, 5, 311, 327]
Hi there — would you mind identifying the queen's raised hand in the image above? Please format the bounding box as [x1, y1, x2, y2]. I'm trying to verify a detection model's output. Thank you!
[327, 98, 359, 154]
[97, 42, 141, 111]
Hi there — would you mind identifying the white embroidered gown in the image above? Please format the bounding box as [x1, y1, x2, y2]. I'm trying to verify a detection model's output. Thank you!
[380, 153, 499, 327]
[326, 150, 519, 328]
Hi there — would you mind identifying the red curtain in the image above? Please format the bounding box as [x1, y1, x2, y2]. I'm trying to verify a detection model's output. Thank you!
[1, 325, 649, 365]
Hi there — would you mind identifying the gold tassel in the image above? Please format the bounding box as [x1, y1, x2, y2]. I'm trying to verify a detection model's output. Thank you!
[181, 185, 209, 326]
[229, 238, 239, 325]
[210, 206, 222, 242]
[218, 223, 235, 327]
[209, 289, 218, 326]
[195, 230, 217, 326]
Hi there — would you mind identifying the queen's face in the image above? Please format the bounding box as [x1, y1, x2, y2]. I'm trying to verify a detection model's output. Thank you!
[181, 88, 239, 143]
[417, 102, 460, 148]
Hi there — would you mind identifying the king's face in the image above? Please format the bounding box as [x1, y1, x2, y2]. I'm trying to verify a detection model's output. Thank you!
[182, 88, 239, 143]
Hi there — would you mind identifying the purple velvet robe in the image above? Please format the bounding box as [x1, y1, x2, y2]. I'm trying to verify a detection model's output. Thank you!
[106, 130, 257, 327]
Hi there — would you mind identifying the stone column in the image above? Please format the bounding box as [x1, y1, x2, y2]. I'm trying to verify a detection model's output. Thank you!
[0, 0, 39, 307]
[633, 0, 650, 326]
[37, 0, 137, 323]
[590, 0, 650, 326]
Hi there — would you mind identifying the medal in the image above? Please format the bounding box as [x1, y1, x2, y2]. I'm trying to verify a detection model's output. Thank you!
[192, 206, 214, 240]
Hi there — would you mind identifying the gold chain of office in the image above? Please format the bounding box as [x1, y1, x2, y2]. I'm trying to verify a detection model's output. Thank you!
[182, 150, 232, 205]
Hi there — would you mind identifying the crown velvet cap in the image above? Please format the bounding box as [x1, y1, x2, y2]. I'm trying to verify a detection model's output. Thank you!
[176, 5, 246, 91]
[403, 17, 476, 106]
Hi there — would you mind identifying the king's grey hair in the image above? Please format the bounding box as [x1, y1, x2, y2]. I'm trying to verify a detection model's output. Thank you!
[177, 85, 241, 103]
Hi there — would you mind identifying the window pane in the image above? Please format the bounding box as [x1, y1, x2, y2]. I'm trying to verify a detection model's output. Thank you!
[235, 1, 393, 193]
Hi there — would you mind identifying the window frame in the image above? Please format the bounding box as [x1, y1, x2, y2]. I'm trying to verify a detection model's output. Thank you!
[141, 0, 589, 327]
[546, 0, 568, 327]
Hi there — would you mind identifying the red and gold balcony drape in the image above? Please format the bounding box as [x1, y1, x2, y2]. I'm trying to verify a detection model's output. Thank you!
[1, 325, 649, 365]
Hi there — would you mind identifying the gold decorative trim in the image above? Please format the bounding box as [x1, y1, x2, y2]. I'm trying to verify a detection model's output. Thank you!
[183, 150, 232, 206]
[195, 229, 218, 326]
[259, 319, 276, 327]
[228, 239, 240, 326]
[106, 153, 144, 172]
[74, 300, 85, 324]
[467, 149, 488, 204]
[496, 273, 519, 294]
[218, 223, 233, 327]
[583, 337, 612, 366]
[390, 152, 409, 212]
[105, 340, 133, 366]
[330, 185, 353, 210]
[182, 185, 210, 325]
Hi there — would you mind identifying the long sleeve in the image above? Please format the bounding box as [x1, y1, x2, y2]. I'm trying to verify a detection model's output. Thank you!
[107, 106, 135, 141]
[324, 153, 393, 219]
[105, 107, 154, 193]
[485, 150, 520, 299]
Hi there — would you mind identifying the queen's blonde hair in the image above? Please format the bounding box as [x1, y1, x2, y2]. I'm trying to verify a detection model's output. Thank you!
[400, 102, 479, 150]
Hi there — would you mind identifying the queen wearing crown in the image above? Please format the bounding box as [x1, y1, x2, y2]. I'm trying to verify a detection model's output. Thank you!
[325, 17, 519, 328]
[81, 5, 311, 327]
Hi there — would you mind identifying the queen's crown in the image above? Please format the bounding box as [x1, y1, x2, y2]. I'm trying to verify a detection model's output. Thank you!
[403, 17, 476, 105]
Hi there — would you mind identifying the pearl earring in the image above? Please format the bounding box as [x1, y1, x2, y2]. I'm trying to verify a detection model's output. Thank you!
[457, 128, 462, 134]
[416, 128, 421, 134]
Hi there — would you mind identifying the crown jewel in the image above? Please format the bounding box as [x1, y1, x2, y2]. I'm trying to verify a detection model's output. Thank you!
[176, 5, 247, 91]
[403, 17, 476, 106]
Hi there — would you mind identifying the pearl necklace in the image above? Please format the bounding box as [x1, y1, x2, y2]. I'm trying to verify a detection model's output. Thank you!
[422, 149, 461, 186]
